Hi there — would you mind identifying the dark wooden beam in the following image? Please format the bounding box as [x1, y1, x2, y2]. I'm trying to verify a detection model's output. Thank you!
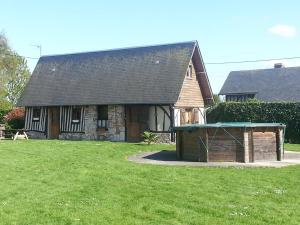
[276, 128, 282, 161]
[155, 106, 158, 131]
[251, 128, 255, 162]
[163, 112, 166, 131]
[169, 105, 175, 142]
[124, 105, 128, 141]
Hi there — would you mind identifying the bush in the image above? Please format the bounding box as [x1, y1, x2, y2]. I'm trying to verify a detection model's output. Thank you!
[142, 131, 159, 145]
[0, 100, 12, 123]
[4, 107, 25, 129]
[207, 102, 300, 143]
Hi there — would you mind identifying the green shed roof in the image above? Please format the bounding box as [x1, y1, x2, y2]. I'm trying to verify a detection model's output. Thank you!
[173, 122, 286, 131]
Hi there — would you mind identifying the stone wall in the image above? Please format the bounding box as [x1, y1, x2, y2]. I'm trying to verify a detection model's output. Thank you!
[27, 131, 47, 139]
[84, 105, 98, 140]
[156, 133, 173, 143]
[59, 105, 125, 141]
[106, 105, 125, 141]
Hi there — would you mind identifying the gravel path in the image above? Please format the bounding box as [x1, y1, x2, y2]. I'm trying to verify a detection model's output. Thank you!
[128, 150, 300, 168]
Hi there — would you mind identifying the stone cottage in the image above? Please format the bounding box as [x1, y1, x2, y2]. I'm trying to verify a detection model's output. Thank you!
[18, 41, 214, 142]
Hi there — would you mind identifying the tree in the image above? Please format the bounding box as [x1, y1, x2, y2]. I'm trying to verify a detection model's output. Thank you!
[0, 33, 31, 105]
[213, 94, 221, 105]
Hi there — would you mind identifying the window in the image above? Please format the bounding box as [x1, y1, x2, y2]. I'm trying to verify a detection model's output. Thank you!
[192, 108, 199, 124]
[98, 105, 108, 128]
[71, 107, 82, 123]
[32, 108, 41, 122]
[186, 65, 192, 78]
[226, 94, 255, 102]
[180, 108, 200, 125]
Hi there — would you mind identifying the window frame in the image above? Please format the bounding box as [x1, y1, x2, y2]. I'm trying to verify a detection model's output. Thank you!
[71, 107, 82, 124]
[180, 108, 200, 125]
[97, 105, 108, 129]
[32, 107, 41, 122]
[226, 94, 255, 102]
[186, 64, 192, 79]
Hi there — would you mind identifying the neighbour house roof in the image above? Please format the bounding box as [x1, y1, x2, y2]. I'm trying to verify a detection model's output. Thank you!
[219, 66, 300, 102]
[18, 41, 213, 106]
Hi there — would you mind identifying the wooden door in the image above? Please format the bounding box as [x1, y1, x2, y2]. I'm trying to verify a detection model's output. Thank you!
[48, 107, 60, 139]
[126, 106, 149, 142]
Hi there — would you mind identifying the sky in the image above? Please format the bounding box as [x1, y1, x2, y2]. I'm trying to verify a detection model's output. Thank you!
[1, 0, 300, 93]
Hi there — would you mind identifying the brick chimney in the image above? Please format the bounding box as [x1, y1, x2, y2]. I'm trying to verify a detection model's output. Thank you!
[274, 63, 284, 68]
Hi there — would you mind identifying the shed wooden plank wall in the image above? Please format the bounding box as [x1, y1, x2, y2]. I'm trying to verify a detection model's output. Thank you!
[206, 128, 244, 162]
[176, 126, 283, 163]
[179, 130, 204, 161]
[253, 131, 277, 161]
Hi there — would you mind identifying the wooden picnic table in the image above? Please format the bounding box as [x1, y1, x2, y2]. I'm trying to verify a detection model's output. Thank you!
[0, 128, 28, 140]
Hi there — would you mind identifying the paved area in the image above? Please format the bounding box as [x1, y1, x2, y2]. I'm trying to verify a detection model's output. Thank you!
[127, 150, 300, 168]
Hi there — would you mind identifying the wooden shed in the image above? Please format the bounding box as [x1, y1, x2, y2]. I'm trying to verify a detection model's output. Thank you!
[174, 122, 285, 162]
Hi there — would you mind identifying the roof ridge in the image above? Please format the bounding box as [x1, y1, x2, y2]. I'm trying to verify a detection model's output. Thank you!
[40, 40, 197, 59]
[230, 66, 300, 74]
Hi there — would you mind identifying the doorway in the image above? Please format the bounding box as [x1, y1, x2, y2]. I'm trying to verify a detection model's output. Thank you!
[125, 105, 149, 142]
[48, 107, 60, 139]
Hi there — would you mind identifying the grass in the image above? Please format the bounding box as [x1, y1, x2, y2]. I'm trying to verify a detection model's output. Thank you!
[0, 140, 299, 225]
[285, 143, 300, 152]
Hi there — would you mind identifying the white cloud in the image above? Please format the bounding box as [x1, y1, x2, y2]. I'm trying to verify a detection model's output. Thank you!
[268, 24, 297, 38]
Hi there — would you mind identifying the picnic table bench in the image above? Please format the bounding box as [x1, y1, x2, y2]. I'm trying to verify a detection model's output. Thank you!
[0, 126, 28, 140]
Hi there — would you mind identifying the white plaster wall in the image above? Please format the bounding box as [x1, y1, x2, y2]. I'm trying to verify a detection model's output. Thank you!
[148, 106, 171, 131]
[199, 107, 205, 124]
[174, 108, 180, 127]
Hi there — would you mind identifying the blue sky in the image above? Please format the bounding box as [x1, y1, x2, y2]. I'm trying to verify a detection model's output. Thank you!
[1, 0, 300, 92]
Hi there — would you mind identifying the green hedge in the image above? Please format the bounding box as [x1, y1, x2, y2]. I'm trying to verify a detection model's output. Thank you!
[207, 102, 300, 143]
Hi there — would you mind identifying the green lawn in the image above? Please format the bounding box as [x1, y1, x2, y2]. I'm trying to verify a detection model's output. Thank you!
[285, 143, 300, 152]
[0, 140, 299, 225]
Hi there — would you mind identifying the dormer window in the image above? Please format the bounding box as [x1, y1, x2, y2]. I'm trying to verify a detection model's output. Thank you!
[186, 65, 192, 78]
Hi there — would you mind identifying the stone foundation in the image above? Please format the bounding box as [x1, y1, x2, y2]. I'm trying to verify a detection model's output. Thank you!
[27, 131, 47, 139]
[59, 132, 86, 140]
[156, 133, 173, 143]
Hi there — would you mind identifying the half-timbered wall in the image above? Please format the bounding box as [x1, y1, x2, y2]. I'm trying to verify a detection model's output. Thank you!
[25, 107, 47, 132]
[148, 106, 171, 132]
[60, 106, 85, 133]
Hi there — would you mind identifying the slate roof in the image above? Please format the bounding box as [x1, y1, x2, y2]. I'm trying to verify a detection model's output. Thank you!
[219, 66, 300, 102]
[18, 41, 212, 106]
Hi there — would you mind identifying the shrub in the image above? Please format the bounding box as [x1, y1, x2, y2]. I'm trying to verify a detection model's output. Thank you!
[0, 100, 12, 123]
[4, 107, 25, 129]
[206, 102, 300, 143]
[142, 131, 159, 145]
